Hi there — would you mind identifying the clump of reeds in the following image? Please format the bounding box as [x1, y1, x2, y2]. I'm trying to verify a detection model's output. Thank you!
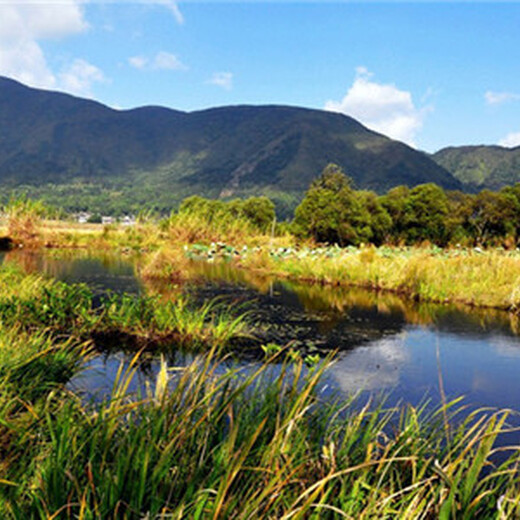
[138, 245, 189, 282]
[2, 348, 520, 518]
[3, 196, 48, 247]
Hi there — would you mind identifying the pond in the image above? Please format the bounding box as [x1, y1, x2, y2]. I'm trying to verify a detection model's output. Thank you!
[3, 250, 520, 417]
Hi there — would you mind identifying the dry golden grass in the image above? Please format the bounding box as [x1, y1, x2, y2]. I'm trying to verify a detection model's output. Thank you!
[239, 247, 520, 311]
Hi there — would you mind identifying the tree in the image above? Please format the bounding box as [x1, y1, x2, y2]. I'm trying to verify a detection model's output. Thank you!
[469, 189, 520, 245]
[240, 197, 276, 231]
[293, 164, 390, 245]
[402, 184, 450, 245]
[380, 186, 410, 244]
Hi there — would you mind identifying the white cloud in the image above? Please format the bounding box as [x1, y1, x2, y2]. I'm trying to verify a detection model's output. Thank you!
[58, 59, 106, 97]
[152, 51, 186, 70]
[0, 1, 105, 98]
[0, 37, 55, 89]
[329, 335, 408, 394]
[0, 1, 88, 41]
[142, 0, 184, 24]
[499, 132, 520, 148]
[0, 1, 88, 89]
[128, 55, 148, 70]
[324, 67, 427, 147]
[158, 0, 184, 25]
[485, 91, 520, 105]
[208, 72, 233, 91]
[128, 51, 187, 71]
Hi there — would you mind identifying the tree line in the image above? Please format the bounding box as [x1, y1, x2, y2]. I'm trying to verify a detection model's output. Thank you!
[291, 163, 520, 247]
[186, 163, 520, 247]
[6, 163, 520, 248]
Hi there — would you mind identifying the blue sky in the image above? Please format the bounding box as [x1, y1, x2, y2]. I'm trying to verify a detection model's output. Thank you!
[1, 1, 520, 152]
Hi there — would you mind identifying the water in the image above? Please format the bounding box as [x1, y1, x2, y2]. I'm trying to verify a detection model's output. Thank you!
[3, 250, 520, 415]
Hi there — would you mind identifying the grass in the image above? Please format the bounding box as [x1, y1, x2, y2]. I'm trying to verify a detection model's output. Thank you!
[233, 245, 520, 311]
[0, 263, 247, 352]
[1, 341, 520, 518]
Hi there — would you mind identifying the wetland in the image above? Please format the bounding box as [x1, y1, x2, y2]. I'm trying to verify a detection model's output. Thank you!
[3, 243, 520, 517]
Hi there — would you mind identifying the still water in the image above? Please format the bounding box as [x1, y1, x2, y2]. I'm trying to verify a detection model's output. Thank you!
[3, 250, 520, 414]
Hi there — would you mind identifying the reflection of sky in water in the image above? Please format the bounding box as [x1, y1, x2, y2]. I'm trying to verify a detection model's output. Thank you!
[326, 326, 520, 412]
[71, 325, 520, 418]
[327, 333, 409, 394]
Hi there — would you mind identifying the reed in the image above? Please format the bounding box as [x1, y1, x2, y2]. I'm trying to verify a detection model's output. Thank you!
[2, 197, 48, 247]
[138, 244, 189, 282]
[2, 348, 520, 518]
[238, 246, 520, 311]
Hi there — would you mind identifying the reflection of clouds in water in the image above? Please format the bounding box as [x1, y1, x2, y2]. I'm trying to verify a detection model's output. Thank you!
[470, 372, 494, 395]
[470, 335, 520, 396]
[329, 334, 409, 394]
[488, 335, 520, 358]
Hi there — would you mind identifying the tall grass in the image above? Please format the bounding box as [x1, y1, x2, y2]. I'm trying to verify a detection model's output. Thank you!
[2, 347, 520, 518]
[238, 246, 520, 311]
[2, 196, 49, 247]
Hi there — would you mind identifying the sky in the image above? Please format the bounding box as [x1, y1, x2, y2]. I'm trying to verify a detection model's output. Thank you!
[1, 1, 520, 152]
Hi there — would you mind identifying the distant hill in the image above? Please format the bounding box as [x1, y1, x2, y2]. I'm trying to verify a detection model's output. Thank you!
[433, 145, 520, 191]
[0, 76, 461, 214]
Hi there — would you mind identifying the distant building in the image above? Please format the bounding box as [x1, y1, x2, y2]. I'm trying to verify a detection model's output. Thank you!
[121, 215, 136, 226]
[77, 212, 91, 224]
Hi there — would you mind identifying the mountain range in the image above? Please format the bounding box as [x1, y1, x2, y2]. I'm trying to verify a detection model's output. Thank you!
[0, 75, 491, 215]
[432, 145, 520, 191]
[0, 74, 461, 213]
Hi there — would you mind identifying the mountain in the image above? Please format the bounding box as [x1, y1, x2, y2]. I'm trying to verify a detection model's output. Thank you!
[0, 76, 461, 214]
[433, 145, 520, 191]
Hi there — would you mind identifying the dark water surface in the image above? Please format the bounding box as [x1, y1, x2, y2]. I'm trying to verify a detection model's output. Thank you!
[3, 250, 520, 416]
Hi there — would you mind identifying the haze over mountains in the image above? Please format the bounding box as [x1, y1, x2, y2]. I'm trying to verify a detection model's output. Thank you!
[1, 75, 511, 214]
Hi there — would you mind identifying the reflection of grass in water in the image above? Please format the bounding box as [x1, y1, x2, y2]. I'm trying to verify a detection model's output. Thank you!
[8, 247, 520, 337]
[3, 249, 139, 282]
[2, 343, 520, 517]
[177, 261, 520, 335]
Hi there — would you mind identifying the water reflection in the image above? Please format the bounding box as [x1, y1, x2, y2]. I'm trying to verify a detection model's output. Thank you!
[1, 249, 143, 296]
[3, 250, 520, 414]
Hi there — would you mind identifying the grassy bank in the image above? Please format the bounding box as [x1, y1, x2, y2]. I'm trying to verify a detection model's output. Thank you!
[195, 244, 520, 311]
[1, 330, 520, 518]
[0, 264, 246, 351]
